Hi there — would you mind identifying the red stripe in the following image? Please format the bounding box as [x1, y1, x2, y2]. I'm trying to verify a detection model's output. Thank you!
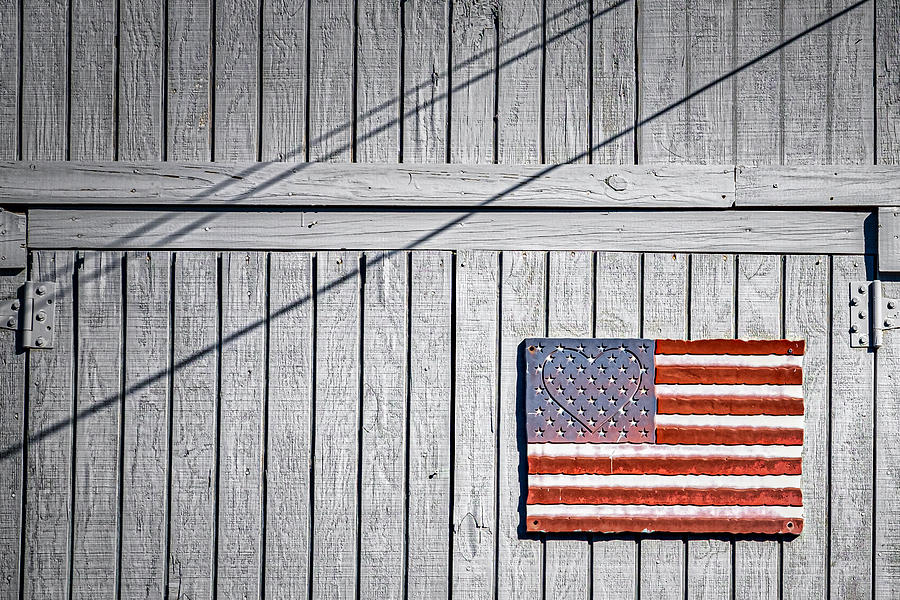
[528, 516, 802, 535]
[655, 366, 803, 385]
[656, 426, 804, 445]
[657, 395, 805, 416]
[528, 455, 802, 476]
[655, 339, 805, 356]
[527, 487, 803, 506]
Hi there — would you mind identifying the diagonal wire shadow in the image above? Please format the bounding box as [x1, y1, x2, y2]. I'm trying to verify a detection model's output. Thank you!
[0, 0, 871, 462]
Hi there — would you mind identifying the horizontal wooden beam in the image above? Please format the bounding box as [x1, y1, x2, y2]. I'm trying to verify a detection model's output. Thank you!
[28, 209, 875, 254]
[1, 161, 736, 207]
[736, 166, 900, 207]
[0, 209, 26, 269]
[879, 208, 900, 272]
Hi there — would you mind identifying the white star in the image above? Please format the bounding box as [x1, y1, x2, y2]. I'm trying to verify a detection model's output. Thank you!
[618, 386, 627, 395]
[546, 418, 555, 426]
[608, 376, 616, 384]
[566, 375, 575, 384]
[609, 418, 617, 427]
[576, 365, 585, 373]
[566, 418, 575, 427]
[576, 344, 585, 352]
[534, 407, 544, 415]
[640, 429, 649, 437]
[629, 355, 637, 363]
[640, 407, 649, 416]
[566, 354, 575, 363]
[577, 429, 586, 437]
[535, 428, 544, 437]
[534, 387, 543, 394]
[587, 418, 596, 427]
[534, 365, 541, 373]
[535, 344, 544, 352]
[629, 418, 638, 427]
[576, 387, 586, 395]
[639, 387, 649, 396]
[556, 345, 564, 352]
[556, 428, 565, 437]
[598, 344, 607, 352]
[577, 407, 585, 415]
[628, 376, 638, 384]
[566, 397, 575, 405]
[639, 366, 648, 374]
[587, 375, 596, 384]
[555, 365, 564, 373]
[556, 407, 564, 414]
[557, 386, 565, 395]
[618, 365, 627, 373]
[638, 344, 648, 352]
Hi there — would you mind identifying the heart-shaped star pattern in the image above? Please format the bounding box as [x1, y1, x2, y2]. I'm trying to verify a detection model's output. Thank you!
[525, 338, 656, 443]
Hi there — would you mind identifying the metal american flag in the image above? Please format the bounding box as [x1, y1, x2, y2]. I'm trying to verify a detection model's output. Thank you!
[524, 338, 804, 535]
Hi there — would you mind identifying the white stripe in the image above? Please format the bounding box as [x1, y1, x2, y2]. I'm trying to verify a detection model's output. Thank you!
[655, 384, 804, 398]
[655, 354, 803, 368]
[527, 504, 803, 520]
[527, 443, 803, 459]
[655, 414, 804, 429]
[529, 473, 801, 489]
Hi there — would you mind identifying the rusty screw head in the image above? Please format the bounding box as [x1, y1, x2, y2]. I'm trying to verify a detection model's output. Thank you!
[34, 337, 46, 347]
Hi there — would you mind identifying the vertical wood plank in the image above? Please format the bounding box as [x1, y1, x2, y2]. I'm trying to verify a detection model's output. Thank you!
[402, 0, 449, 162]
[265, 252, 314, 599]
[636, 0, 686, 162]
[545, 250, 592, 600]
[876, 276, 900, 598]
[215, 0, 260, 160]
[734, 253, 781, 600]
[21, 0, 67, 159]
[308, 0, 354, 161]
[357, 0, 401, 161]
[359, 251, 408, 600]
[23, 252, 75, 600]
[495, 0, 541, 164]
[119, 0, 164, 159]
[876, 0, 900, 163]
[407, 251, 452, 600]
[0, 0, 17, 157]
[217, 252, 266, 599]
[261, 0, 307, 161]
[0, 269, 24, 599]
[497, 250, 544, 600]
[168, 252, 218, 600]
[449, 0, 496, 163]
[452, 249, 499, 600]
[830, 255, 874, 599]
[640, 252, 688, 600]
[734, 0, 781, 164]
[687, 253, 735, 600]
[591, 0, 635, 164]
[593, 251, 640, 600]
[312, 251, 360, 600]
[121, 251, 171, 599]
[167, 0, 212, 160]
[69, 0, 116, 159]
[782, 255, 829, 600]
[71, 252, 122, 600]
[544, 0, 589, 164]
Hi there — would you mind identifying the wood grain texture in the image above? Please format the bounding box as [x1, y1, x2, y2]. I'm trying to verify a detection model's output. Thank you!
[168, 252, 218, 600]
[734, 253, 781, 600]
[544, 0, 589, 164]
[496, 0, 541, 164]
[217, 252, 266, 598]
[308, 0, 353, 161]
[356, 0, 401, 162]
[497, 250, 544, 600]
[23, 252, 75, 599]
[545, 250, 592, 600]
[830, 255, 874, 600]
[71, 252, 122, 600]
[167, 0, 212, 160]
[0, 268, 25, 599]
[0, 209, 26, 269]
[27, 208, 874, 255]
[359, 251, 408, 600]
[636, 0, 686, 162]
[879, 208, 900, 272]
[265, 252, 314, 599]
[876, 278, 900, 599]
[121, 251, 171, 599]
[402, 0, 449, 162]
[312, 251, 360, 600]
[407, 251, 452, 600]
[876, 0, 900, 163]
[21, 0, 67, 159]
[215, 0, 260, 161]
[593, 251, 640, 600]
[735, 165, 900, 207]
[261, 0, 307, 161]
[782, 255, 828, 600]
[640, 252, 688, 600]
[687, 253, 735, 600]
[119, 0, 163, 159]
[449, 0, 496, 163]
[734, 0, 781, 164]
[451, 249, 498, 600]
[0, 0, 17, 158]
[0, 161, 737, 208]
[591, 0, 635, 164]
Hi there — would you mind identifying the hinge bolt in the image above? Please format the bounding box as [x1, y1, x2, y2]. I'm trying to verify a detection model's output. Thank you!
[887, 319, 895, 328]
[889, 301, 897, 310]
[859, 336, 868, 345]
[5, 318, 14, 328]
[35, 311, 46, 323]
[36, 285, 47, 296]
[10, 301, 18, 311]
[34, 337, 46, 347]
[850, 297, 859, 306]
[859, 285, 868, 294]
[850, 324, 859, 333]
[859, 311, 867, 319]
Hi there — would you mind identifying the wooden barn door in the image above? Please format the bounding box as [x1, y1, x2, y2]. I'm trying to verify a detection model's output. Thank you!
[7, 247, 886, 599]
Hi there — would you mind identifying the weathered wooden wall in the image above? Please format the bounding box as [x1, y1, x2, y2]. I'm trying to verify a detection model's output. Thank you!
[0, 0, 898, 599]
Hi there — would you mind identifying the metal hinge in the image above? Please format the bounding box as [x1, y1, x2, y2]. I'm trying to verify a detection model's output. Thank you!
[0, 281, 57, 349]
[850, 281, 899, 349]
